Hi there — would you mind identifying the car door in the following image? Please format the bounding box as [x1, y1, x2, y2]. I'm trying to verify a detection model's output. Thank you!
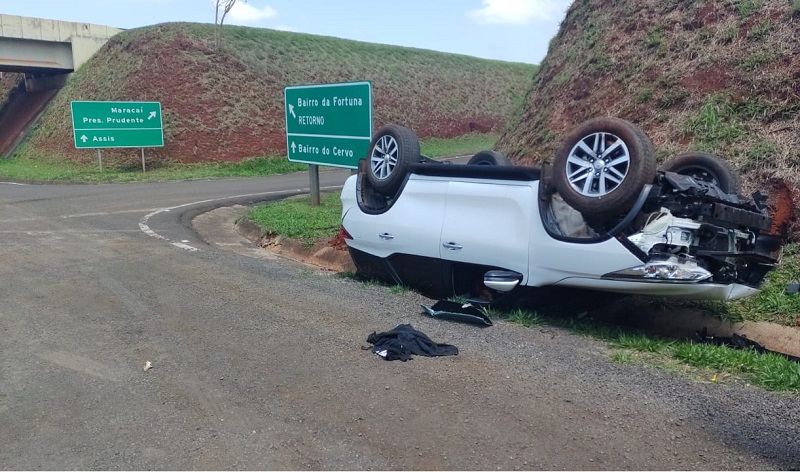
[372, 176, 448, 259]
[439, 180, 533, 277]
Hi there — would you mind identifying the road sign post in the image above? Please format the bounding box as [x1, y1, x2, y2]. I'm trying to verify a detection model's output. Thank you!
[284, 81, 372, 205]
[71, 101, 164, 171]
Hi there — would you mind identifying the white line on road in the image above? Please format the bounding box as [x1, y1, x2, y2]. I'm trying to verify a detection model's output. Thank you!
[138, 186, 341, 252]
[61, 208, 160, 219]
[0, 229, 141, 234]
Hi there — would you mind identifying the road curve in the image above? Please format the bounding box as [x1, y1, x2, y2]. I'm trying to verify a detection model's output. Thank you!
[0, 171, 798, 470]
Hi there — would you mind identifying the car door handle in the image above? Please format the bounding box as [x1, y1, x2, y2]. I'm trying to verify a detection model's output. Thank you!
[442, 242, 463, 250]
[379, 232, 394, 240]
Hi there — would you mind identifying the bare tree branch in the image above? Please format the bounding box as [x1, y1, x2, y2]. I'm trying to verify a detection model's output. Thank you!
[214, 0, 242, 49]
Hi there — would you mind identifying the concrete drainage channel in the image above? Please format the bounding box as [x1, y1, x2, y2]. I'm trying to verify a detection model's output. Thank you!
[194, 205, 800, 360]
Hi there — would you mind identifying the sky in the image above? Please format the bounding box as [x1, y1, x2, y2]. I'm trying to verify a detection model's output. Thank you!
[2, 0, 573, 64]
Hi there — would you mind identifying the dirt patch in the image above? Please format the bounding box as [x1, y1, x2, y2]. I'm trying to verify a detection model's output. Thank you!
[679, 65, 730, 95]
[767, 178, 798, 237]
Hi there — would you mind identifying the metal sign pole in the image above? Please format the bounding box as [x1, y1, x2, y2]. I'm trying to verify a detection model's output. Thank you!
[309, 164, 320, 206]
[141, 148, 146, 172]
[97, 149, 103, 172]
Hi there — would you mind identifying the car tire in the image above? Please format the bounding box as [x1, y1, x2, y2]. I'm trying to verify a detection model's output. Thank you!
[660, 152, 741, 195]
[366, 124, 420, 196]
[553, 117, 656, 217]
[467, 150, 512, 166]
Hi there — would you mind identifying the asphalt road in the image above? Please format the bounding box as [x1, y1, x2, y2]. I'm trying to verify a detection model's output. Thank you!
[1, 170, 798, 470]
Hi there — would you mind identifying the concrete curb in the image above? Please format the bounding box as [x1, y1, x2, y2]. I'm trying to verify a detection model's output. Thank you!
[234, 216, 355, 273]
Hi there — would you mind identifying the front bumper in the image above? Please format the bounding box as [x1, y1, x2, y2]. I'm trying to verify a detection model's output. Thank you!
[553, 277, 759, 300]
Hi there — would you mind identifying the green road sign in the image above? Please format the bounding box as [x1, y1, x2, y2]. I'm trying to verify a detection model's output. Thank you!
[284, 81, 372, 168]
[71, 101, 164, 148]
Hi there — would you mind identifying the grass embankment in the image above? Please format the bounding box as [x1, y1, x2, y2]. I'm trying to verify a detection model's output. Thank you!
[498, 0, 800, 234]
[14, 21, 534, 165]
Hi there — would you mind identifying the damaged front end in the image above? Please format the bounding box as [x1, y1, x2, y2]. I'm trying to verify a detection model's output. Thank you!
[606, 172, 783, 293]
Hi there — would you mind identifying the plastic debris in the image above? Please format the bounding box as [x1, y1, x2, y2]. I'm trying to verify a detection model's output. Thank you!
[143, 361, 153, 372]
[422, 300, 493, 326]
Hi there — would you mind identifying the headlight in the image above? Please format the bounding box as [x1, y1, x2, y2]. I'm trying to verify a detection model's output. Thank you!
[604, 256, 712, 282]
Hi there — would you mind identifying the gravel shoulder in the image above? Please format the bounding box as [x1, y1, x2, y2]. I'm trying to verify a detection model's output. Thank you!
[190, 205, 800, 470]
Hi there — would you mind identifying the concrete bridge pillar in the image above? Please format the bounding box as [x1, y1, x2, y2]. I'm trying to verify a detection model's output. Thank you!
[24, 72, 69, 92]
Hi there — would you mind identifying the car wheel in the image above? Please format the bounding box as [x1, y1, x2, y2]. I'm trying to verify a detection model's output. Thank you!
[467, 150, 512, 166]
[660, 152, 741, 195]
[366, 124, 420, 196]
[553, 117, 656, 217]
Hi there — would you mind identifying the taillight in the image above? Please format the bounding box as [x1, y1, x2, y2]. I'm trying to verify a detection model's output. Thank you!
[339, 225, 353, 240]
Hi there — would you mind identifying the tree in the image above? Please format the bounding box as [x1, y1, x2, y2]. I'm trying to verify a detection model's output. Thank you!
[214, 0, 241, 48]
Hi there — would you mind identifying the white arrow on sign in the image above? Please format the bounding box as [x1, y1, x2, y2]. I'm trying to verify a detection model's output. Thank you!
[288, 104, 296, 119]
[291, 141, 296, 153]
[148, 111, 157, 120]
[80, 135, 88, 143]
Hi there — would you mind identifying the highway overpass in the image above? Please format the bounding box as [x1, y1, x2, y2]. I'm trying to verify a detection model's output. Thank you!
[0, 15, 122, 155]
[0, 14, 121, 90]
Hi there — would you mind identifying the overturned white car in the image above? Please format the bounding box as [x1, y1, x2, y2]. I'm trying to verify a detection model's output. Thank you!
[340, 118, 782, 302]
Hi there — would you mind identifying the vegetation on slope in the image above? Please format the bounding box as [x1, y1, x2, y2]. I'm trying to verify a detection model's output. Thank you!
[0, 73, 23, 104]
[498, 0, 799, 235]
[16, 22, 535, 165]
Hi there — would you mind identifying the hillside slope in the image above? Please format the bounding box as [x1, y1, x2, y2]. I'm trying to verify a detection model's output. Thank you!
[0, 73, 23, 103]
[498, 0, 799, 234]
[16, 23, 535, 164]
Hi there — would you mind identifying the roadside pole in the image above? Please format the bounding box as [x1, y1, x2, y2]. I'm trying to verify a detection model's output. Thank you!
[309, 164, 320, 206]
[141, 148, 146, 172]
[97, 149, 103, 172]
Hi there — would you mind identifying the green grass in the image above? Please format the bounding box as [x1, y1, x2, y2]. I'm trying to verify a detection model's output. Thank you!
[612, 332, 671, 353]
[645, 27, 664, 50]
[747, 20, 772, 41]
[684, 93, 745, 150]
[737, 0, 764, 16]
[246, 192, 341, 247]
[0, 152, 305, 183]
[505, 309, 543, 327]
[739, 51, 777, 72]
[636, 87, 654, 104]
[389, 285, 411, 295]
[420, 133, 499, 158]
[673, 343, 800, 391]
[488, 305, 800, 392]
[728, 243, 800, 325]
